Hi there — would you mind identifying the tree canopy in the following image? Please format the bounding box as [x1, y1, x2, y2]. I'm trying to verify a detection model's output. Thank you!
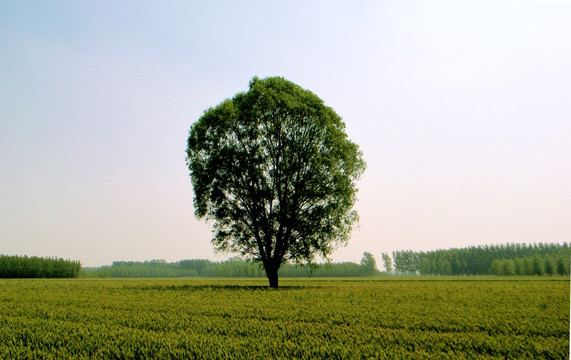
[186, 76, 365, 287]
[0, 255, 81, 278]
[391, 242, 569, 276]
[381, 252, 393, 273]
[360, 252, 378, 276]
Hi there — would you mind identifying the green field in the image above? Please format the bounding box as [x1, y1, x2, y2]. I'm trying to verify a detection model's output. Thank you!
[1, 277, 568, 359]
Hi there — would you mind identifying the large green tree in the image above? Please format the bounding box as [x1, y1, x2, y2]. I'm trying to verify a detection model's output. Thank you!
[186, 76, 365, 288]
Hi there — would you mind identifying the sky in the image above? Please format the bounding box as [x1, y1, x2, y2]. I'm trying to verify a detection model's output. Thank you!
[1, 1, 569, 267]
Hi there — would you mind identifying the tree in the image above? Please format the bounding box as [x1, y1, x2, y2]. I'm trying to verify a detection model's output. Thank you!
[544, 256, 556, 276]
[502, 259, 516, 276]
[491, 259, 504, 275]
[186, 76, 366, 288]
[532, 254, 545, 276]
[439, 258, 452, 275]
[556, 254, 569, 275]
[360, 252, 377, 276]
[381, 252, 393, 273]
[514, 258, 525, 275]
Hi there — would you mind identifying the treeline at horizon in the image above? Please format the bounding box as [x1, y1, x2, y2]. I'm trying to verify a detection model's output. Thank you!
[0, 255, 81, 278]
[81, 256, 379, 278]
[3, 242, 568, 279]
[389, 242, 569, 276]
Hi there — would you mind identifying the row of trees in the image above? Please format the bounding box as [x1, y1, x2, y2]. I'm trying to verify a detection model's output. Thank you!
[386, 243, 569, 276]
[0, 255, 81, 278]
[491, 254, 568, 276]
[81, 253, 380, 278]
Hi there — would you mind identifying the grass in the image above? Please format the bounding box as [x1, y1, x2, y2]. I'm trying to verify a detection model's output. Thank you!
[0, 277, 568, 359]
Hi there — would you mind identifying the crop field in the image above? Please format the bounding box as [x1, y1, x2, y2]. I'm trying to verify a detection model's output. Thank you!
[0, 277, 568, 359]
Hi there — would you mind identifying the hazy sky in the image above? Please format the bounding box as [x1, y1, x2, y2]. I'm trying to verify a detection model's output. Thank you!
[1, 1, 569, 267]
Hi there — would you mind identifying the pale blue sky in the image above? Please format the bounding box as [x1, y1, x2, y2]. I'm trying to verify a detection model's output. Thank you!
[1, 1, 569, 267]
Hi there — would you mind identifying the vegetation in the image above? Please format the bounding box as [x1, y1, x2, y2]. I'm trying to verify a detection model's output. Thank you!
[0, 255, 81, 278]
[359, 251, 378, 276]
[381, 252, 393, 273]
[80, 256, 378, 278]
[186, 76, 365, 287]
[79, 242, 568, 278]
[490, 254, 569, 276]
[392, 242, 570, 276]
[0, 277, 568, 359]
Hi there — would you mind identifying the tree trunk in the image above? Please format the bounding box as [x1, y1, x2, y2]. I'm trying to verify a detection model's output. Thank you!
[264, 261, 279, 289]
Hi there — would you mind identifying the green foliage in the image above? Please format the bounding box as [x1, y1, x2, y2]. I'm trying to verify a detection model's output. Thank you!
[392, 242, 569, 276]
[514, 258, 526, 275]
[0, 278, 568, 359]
[491, 253, 569, 277]
[392, 250, 419, 274]
[556, 255, 569, 276]
[0, 255, 80, 278]
[381, 252, 393, 273]
[186, 76, 365, 287]
[359, 252, 378, 276]
[81, 258, 378, 278]
[544, 257, 556, 276]
[532, 255, 545, 276]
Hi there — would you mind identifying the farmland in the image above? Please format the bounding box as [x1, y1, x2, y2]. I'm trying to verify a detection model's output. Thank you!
[0, 277, 568, 359]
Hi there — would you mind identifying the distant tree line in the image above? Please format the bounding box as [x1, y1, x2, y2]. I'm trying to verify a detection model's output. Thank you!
[0, 255, 81, 278]
[81, 252, 380, 278]
[388, 243, 569, 276]
[490, 254, 568, 276]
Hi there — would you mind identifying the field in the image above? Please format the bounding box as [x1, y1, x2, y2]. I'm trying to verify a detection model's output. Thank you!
[0, 277, 568, 359]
